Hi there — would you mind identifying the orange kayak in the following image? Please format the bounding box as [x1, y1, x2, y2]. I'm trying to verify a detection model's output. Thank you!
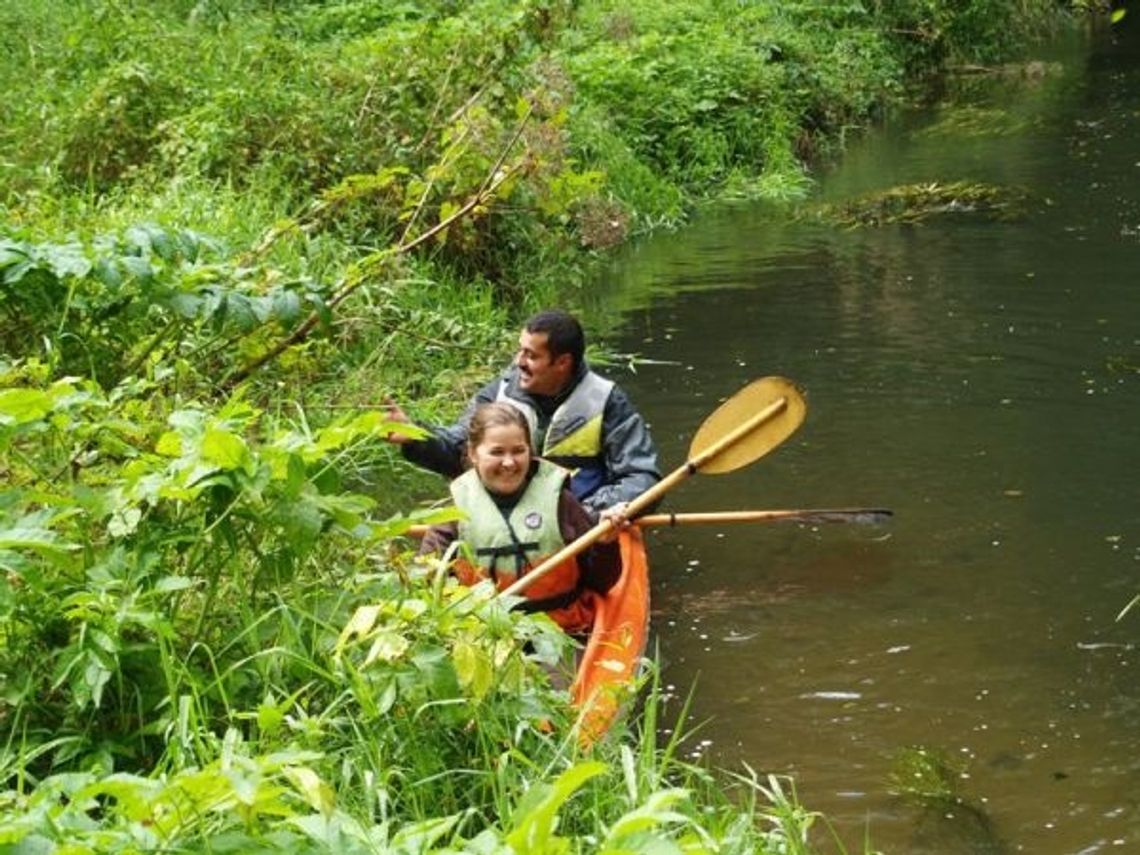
[570, 527, 650, 744]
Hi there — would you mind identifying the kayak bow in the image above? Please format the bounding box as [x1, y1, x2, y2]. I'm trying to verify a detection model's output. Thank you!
[571, 527, 650, 744]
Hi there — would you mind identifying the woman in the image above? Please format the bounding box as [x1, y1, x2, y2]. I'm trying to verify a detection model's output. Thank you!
[422, 402, 627, 635]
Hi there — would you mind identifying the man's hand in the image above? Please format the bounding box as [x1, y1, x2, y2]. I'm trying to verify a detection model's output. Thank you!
[597, 502, 631, 543]
[383, 397, 413, 445]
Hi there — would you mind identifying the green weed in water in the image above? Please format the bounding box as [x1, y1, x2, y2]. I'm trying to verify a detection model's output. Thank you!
[889, 746, 1008, 854]
[916, 104, 1039, 138]
[889, 745, 965, 806]
[808, 181, 1030, 227]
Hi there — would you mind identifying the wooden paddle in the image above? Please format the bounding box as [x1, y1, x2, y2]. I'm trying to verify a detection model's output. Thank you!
[500, 375, 807, 598]
[632, 508, 892, 527]
[404, 507, 891, 537]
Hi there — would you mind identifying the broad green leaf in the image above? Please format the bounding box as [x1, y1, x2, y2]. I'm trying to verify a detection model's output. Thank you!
[376, 679, 398, 714]
[0, 388, 53, 424]
[168, 291, 201, 318]
[391, 813, 465, 851]
[365, 629, 410, 666]
[314, 492, 375, 529]
[336, 604, 382, 653]
[604, 788, 693, 842]
[439, 200, 460, 227]
[224, 766, 261, 807]
[224, 293, 260, 330]
[76, 773, 161, 822]
[394, 599, 428, 621]
[285, 453, 307, 496]
[249, 294, 275, 324]
[83, 654, 113, 709]
[107, 506, 142, 538]
[1, 258, 35, 285]
[154, 575, 195, 593]
[453, 639, 494, 699]
[0, 513, 77, 555]
[312, 423, 356, 454]
[0, 239, 26, 269]
[285, 766, 335, 816]
[148, 226, 177, 262]
[121, 255, 154, 282]
[200, 427, 249, 470]
[46, 243, 92, 279]
[507, 762, 607, 852]
[273, 289, 302, 324]
[344, 411, 384, 433]
[257, 699, 285, 736]
[368, 505, 462, 541]
[92, 257, 124, 289]
[168, 408, 205, 434]
[87, 628, 119, 656]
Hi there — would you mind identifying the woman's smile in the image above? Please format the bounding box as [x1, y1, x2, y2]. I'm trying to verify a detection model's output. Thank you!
[469, 423, 531, 495]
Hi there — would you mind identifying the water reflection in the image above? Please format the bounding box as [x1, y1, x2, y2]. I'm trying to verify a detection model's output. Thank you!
[599, 22, 1140, 855]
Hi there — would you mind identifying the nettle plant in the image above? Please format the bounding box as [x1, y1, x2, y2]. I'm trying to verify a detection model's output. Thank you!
[2, 372, 752, 852]
[0, 225, 325, 389]
[0, 372, 453, 768]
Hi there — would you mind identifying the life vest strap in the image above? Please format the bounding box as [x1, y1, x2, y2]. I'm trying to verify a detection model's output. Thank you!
[475, 542, 539, 558]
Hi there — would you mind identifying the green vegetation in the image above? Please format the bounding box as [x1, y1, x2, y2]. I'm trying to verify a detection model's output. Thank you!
[2, 0, 1076, 850]
[807, 180, 1031, 227]
[888, 745, 966, 805]
[889, 746, 1007, 853]
[915, 104, 1042, 138]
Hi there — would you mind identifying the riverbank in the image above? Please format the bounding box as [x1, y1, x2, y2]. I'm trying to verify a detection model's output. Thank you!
[0, 1, 1085, 851]
[2, 1, 1074, 432]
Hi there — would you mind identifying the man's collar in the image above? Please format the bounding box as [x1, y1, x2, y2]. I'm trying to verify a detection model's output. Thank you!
[557, 360, 588, 401]
[507, 360, 587, 410]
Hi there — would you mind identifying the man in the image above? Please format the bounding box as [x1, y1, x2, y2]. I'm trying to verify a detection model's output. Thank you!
[384, 309, 660, 519]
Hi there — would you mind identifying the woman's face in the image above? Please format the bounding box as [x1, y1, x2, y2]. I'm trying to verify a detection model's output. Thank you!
[469, 423, 531, 495]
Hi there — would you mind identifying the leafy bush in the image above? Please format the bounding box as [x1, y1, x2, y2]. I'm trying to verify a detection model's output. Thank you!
[866, 0, 1068, 70]
[59, 63, 185, 191]
[0, 225, 321, 386]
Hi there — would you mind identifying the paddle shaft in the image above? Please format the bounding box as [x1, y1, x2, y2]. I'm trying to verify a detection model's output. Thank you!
[499, 395, 790, 598]
[404, 508, 891, 537]
[636, 508, 893, 527]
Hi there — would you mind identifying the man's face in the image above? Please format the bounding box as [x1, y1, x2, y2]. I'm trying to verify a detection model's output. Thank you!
[516, 330, 573, 396]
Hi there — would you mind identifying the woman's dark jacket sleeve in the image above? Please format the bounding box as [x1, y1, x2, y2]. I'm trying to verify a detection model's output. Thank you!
[558, 489, 621, 594]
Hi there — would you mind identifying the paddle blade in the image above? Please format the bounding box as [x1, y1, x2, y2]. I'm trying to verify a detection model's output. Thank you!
[688, 376, 806, 474]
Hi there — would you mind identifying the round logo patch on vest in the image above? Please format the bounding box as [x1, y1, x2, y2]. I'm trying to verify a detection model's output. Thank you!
[523, 511, 543, 530]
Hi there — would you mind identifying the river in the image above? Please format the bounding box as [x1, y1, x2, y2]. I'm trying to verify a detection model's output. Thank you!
[596, 20, 1140, 855]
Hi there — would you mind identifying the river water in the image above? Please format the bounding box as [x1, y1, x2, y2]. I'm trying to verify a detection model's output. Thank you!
[596, 22, 1140, 855]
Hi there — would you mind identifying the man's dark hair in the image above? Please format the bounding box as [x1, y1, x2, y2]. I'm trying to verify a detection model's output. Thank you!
[525, 309, 585, 370]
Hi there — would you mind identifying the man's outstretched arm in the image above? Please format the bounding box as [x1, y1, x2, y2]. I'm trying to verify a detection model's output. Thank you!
[386, 377, 502, 479]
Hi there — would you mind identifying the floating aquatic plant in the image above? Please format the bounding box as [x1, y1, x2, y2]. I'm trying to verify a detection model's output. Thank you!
[889, 745, 1008, 854]
[917, 103, 1042, 139]
[807, 180, 1029, 227]
[889, 745, 965, 806]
